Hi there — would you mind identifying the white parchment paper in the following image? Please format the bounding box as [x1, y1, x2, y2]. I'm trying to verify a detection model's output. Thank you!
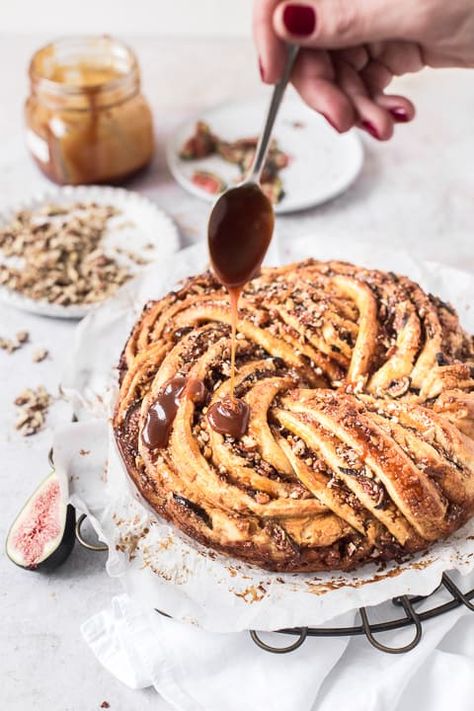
[54, 239, 474, 633]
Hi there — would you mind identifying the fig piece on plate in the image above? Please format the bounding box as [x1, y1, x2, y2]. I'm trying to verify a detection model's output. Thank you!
[6, 471, 75, 571]
[191, 170, 226, 194]
[180, 121, 217, 159]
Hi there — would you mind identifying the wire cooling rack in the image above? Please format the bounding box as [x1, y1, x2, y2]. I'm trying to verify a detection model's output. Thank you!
[75, 511, 474, 655]
[248, 572, 474, 654]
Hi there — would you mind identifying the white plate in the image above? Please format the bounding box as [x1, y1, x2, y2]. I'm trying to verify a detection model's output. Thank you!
[167, 96, 364, 214]
[0, 185, 179, 319]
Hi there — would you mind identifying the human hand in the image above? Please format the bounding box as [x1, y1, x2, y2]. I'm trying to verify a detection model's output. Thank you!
[254, 0, 474, 139]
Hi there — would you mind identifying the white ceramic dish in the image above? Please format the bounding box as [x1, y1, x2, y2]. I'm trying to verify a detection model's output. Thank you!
[167, 96, 364, 214]
[0, 185, 179, 319]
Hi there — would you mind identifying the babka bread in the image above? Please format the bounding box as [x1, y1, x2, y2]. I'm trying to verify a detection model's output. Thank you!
[113, 260, 474, 572]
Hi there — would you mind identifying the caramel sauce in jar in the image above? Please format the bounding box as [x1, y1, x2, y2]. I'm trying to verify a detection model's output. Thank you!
[25, 36, 154, 185]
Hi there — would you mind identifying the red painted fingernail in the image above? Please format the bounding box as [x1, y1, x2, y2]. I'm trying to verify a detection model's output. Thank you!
[361, 120, 380, 139]
[390, 107, 410, 123]
[258, 56, 265, 82]
[283, 4, 316, 36]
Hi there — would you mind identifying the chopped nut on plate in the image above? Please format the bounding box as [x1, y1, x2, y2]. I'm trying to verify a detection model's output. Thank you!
[0, 202, 142, 306]
[114, 246, 151, 266]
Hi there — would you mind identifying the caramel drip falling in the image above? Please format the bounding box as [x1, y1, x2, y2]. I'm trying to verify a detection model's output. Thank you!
[207, 183, 274, 437]
[209, 287, 252, 440]
[228, 286, 241, 401]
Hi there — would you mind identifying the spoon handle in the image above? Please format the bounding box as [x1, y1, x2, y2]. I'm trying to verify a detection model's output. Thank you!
[248, 44, 299, 184]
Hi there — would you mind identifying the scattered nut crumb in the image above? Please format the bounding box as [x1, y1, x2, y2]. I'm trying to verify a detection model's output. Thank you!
[292, 438, 305, 456]
[32, 348, 49, 363]
[14, 385, 52, 436]
[241, 435, 258, 451]
[100, 703, 110, 709]
[0, 202, 135, 306]
[16, 330, 29, 343]
[79, 449, 90, 456]
[0, 329, 30, 353]
[347, 542, 357, 557]
[0, 337, 19, 353]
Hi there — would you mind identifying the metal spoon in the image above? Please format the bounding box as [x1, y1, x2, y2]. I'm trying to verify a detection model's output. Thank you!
[208, 45, 299, 289]
[245, 44, 299, 188]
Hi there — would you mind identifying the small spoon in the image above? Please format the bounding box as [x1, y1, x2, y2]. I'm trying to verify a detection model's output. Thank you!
[208, 44, 299, 289]
[205, 45, 299, 434]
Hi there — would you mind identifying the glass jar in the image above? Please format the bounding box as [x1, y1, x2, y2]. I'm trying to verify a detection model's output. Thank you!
[25, 36, 154, 185]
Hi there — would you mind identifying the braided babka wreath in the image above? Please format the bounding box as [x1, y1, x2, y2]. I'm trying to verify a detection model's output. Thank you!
[113, 260, 474, 572]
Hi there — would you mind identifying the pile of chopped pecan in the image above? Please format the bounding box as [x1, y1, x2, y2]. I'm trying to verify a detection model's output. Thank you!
[180, 121, 289, 204]
[0, 202, 134, 306]
[14, 386, 52, 436]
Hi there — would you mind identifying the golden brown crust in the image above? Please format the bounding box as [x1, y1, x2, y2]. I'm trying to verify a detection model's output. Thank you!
[113, 260, 474, 572]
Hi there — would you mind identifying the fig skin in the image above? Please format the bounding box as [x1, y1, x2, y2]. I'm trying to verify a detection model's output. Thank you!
[6, 472, 76, 572]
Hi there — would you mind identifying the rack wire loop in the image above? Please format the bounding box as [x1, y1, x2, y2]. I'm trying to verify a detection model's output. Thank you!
[75, 513, 109, 552]
[441, 572, 474, 611]
[249, 628, 308, 654]
[359, 596, 422, 654]
[246, 574, 473, 654]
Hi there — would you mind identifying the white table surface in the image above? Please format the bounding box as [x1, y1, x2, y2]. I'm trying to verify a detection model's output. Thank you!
[1, 35, 473, 711]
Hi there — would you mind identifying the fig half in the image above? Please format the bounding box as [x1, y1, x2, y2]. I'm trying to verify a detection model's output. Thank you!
[6, 471, 75, 571]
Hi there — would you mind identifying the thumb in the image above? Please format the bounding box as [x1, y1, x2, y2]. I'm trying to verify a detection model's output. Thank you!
[273, 0, 413, 48]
